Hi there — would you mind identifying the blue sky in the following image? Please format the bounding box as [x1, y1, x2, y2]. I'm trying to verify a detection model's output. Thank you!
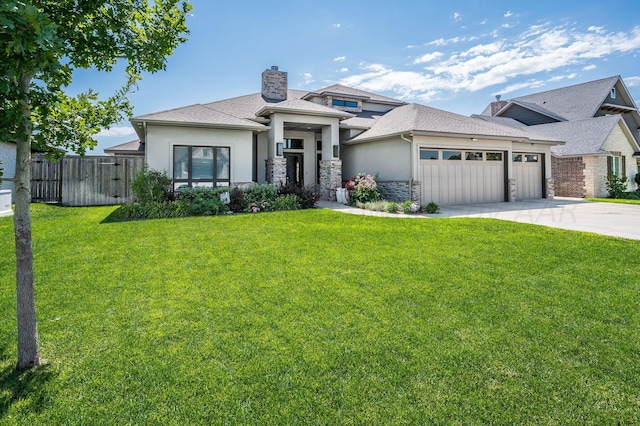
[83, 0, 640, 155]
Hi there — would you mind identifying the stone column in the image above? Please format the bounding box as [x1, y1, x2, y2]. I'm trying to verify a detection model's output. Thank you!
[319, 160, 342, 201]
[508, 178, 517, 202]
[546, 178, 555, 200]
[265, 158, 286, 186]
[411, 181, 422, 203]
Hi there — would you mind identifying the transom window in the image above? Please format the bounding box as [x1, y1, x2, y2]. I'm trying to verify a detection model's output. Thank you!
[486, 152, 503, 161]
[332, 99, 358, 108]
[419, 149, 439, 160]
[466, 152, 483, 161]
[173, 146, 230, 191]
[284, 138, 304, 150]
[443, 151, 462, 160]
[419, 149, 505, 161]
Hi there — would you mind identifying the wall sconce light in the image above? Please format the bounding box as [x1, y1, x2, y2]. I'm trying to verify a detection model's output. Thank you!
[470, 138, 478, 141]
[276, 142, 283, 156]
[333, 145, 340, 158]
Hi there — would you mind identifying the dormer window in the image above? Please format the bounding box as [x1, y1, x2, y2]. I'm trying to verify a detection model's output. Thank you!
[610, 88, 616, 99]
[332, 99, 358, 108]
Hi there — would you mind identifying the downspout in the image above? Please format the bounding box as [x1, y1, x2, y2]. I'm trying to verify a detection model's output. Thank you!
[400, 133, 413, 201]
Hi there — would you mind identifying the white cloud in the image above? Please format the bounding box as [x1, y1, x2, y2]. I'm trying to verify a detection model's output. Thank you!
[302, 72, 314, 85]
[339, 67, 349, 72]
[583, 64, 597, 71]
[504, 11, 513, 18]
[588, 26, 605, 33]
[97, 126, 136, 137]
[338, 24, 640, 101]
[624, 76, 640, 86]
[334, 56, 346, 62]
[333, 23, 342, 28]
[414, 51, 443, 64]
[453, 12, 461, 21]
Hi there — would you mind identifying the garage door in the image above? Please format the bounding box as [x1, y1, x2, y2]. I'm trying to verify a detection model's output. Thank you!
[512, 153, 542, 199]
[420, 149, 505, 205]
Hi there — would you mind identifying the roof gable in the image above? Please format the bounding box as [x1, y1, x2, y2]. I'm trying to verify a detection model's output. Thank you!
[303, 84, 405, 105]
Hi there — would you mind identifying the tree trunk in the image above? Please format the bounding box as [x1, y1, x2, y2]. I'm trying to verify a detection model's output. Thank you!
[14, 74, 40, 369]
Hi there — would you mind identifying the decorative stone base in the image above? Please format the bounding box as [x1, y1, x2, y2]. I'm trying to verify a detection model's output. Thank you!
[508, 178, 517, 202]
[319, 160, 342, 201]
[265, 158, 286, 186]
[545, 178, 555, 200]
[377, 181, 411, 202]
[411, 181, 422, 203]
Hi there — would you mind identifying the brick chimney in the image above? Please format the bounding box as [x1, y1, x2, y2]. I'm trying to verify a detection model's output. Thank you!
[261, 66, 288, 101]
[490, 95, 508, 116]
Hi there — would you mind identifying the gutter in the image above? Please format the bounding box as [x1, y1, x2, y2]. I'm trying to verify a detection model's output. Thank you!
[400, 133, 414, 201]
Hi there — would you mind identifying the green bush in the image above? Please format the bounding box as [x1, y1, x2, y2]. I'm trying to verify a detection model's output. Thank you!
[272, 194, 300, 211]
[386, 201, 400, 213]
[400, 200, 413, 213]
[424, 202, 440, 214]
[278, 183, 321, 209]
[346, 173, 382, 204]
[131, 166, 173, 204]
[606, 174, 628, 199]
[178, 187, 229, 216]
[635, 173, 640, 188]
[244, 184, 278, 211]
[111, 201, 187, 220]
[228, 187, 246, 213]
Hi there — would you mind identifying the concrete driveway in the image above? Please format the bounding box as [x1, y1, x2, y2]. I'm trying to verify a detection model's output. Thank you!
[319, 198, 640, 240]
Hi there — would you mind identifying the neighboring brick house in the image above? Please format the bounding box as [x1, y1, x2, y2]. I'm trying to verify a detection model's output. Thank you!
[479, 76, 640, 198]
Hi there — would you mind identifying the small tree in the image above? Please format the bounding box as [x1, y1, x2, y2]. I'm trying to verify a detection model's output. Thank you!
[131, 166, 173, 205]
[1, 1, 191, 369]
[634, 173, 640, 190]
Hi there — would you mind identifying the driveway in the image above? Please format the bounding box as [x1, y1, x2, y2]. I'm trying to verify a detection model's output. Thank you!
[318, 198, 640, 240]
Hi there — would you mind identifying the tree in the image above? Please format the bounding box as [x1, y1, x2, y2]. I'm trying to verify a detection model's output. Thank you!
[0, 1, 191, 369]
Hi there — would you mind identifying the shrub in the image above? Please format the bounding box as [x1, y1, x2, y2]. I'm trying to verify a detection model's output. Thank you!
[111, 201, 187, 220]
[346, 173, 382, 204]
[178, 187, 229, 216]
[386, 201, 400, 213]
[424, 202, 440, 214]
[244, 184, 278, 211]
[635, 173, 640, 189]
[131, 166, 173, 204]
[400, 200, 413, 213]
[278, 183, 321, 209]
[272, 194, 300, 211]
[606, 174, 628, 199]
[228, 187, 246, 213]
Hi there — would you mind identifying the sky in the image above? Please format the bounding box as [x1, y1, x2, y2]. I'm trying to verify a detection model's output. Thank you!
[79, 0, 640, 155]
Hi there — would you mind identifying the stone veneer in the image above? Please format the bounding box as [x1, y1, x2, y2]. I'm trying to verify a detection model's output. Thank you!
[508, 178, 516, 202]
[265, 158, 286, 186]
[261, 66, 287, 101]
[551, 156, 585, 198]
[319, 160, 342, 201]
[545, 178, 555, 200]
[377, 181, 422, 203]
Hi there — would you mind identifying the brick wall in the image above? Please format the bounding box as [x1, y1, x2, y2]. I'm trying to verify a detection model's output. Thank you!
[551, 156, 585, 198]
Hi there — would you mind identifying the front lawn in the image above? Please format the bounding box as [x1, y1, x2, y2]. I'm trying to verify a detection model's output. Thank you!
[1, 205, 639, 424]
[586, 197, 640, 205]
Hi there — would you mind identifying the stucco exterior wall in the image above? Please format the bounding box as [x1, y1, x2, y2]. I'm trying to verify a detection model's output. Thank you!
[342, 138, 411, 181]
[0, 142, 16, 193]
[145, 125, 254, 184]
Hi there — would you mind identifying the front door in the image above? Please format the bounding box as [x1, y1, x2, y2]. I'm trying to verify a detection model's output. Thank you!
[285, 153, 304, 185]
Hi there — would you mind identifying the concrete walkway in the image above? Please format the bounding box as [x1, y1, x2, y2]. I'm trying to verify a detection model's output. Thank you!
[318, 198, 640, 240]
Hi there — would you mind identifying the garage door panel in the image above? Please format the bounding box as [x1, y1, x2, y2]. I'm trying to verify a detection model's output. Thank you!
[513, 153, 542, 199]
[420, 149, 505, 206]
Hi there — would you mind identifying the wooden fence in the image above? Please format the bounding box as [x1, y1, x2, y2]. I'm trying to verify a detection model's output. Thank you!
[31, 154, 144, 206]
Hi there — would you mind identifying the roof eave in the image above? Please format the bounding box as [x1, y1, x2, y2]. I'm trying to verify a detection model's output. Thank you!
[256, 106, 355, 120]
[130, 118, 269, 132]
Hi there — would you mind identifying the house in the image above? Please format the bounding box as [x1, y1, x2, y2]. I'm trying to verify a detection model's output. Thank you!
[479, 76, 640, 198]
[0, 141, 16, 194]
[124, 66, 563, 205]
[104, 140, 145, 157]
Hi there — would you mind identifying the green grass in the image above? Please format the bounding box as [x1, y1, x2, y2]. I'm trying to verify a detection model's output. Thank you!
[586, 197, 640, 205]
[1, 204, 639, 424]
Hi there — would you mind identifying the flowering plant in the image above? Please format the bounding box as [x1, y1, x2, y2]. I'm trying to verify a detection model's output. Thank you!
[345, 172, 382, 204]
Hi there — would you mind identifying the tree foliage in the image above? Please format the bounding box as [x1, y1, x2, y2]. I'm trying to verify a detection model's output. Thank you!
[0, 0, 191, 369]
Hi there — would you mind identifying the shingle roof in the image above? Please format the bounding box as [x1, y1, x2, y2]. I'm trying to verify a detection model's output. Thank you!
[530, 115, 626, 156]
[256, 98, 355, 118]
[131, 104, 268, 130]
[103, 139, 145, 155]
[349, 103, 561, 143]
[203, 90, 309, 121]
[304, 84, 405, 105]
[502, 76, 620, 121]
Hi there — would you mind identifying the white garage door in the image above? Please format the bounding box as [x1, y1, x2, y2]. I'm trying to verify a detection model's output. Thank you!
[512, 153, 542, 199]
[420, 149, 505, 205]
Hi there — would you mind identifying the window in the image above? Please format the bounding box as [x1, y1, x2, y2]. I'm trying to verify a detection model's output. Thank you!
[525, 154, 539, 163]
[332, 99, 358, 108]
[466, 152, 483, 161]
[284, 138, 303, 150]
[609, 156, 621, 177]
[173, 146, 230, 190]
[611, 88, 616, 99]
[420, 149, 439, 160]
[512, 154, 522, 162]
[486, 152, 503, 161]
[443, 151, 462, 160]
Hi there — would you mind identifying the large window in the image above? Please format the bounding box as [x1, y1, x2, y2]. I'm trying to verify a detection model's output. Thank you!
[173, 146, 230, 190]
